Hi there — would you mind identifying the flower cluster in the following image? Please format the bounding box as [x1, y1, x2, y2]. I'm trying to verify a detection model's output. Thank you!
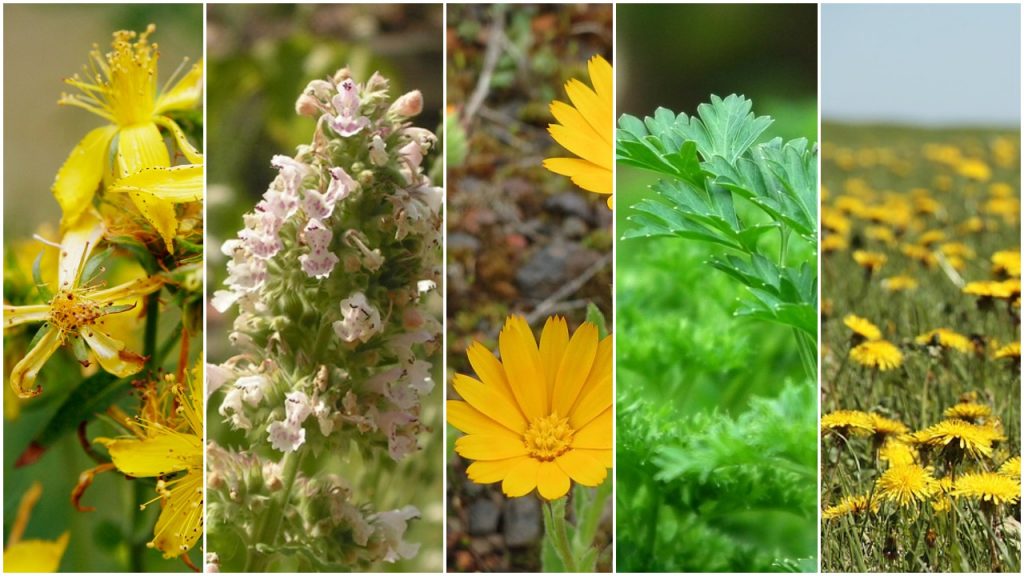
[208, 67, 441, 569]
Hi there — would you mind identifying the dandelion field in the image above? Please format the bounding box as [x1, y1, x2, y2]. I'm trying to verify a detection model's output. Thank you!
[820, 123, 1022, 572]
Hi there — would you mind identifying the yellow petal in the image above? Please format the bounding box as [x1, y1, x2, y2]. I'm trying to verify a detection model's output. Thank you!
[110, 165, 203, 203]
[543, 157, 611, 195]
[587, 55, 613, 117]
[57, 208, 105, 291]
[103, 434, 198, 478]
[572, 406, 611, 450]
[556, 450, 607, 487]
[150, 470, 203, 558]
[549, 123, 612, 171]
[80, 327, 145, 377]
[466, 456, 529, 485]
[10, 327, 61, 398]
[455, 433, 528, 461]
[499, 315, 547, 420]
[551, 99, 608, 148]
[502, 457, 540, 498]
[447, 400, 518, 436]
[155, 61, 203, 115]
[538, 316, 569, 406]
[569, 334, 612, 430]
[466, 340, 522, 419]
[116, 122, 170, 177]
[575, 448, 612, 468]
[537, 461, 571, 500]
[52, 125, 118, 226]
[2, 533, 69, 572]
[89, 276, 164, 303]
[452, 373, 527, 434]
[154, 116, 203, 164]
[3, 304, 50, 329]
[564, 77, 608, 145]
[129, 192, 178, 253]
[552, 322, 598, 417]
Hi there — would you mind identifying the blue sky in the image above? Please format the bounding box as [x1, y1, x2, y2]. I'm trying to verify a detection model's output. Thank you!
[822, 3, 1020, 126]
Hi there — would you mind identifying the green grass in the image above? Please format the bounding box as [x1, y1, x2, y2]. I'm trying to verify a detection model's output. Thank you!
[820, 123, 1021, 572]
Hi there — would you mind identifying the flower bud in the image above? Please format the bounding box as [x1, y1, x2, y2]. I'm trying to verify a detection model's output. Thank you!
[389, 90, 423, 118]
[295, 93, 321, 117]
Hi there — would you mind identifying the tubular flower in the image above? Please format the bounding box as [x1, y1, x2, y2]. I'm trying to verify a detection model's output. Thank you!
[448, 315, 612, 500]
[2, 213, 163, 397]
[850, 339, 903, 371]
[55, 24, 203, 250]
[952, 472, 1021, 506]
[543, 55, 613, 208]
[98, 361, 203, 558]
[2, 483, 70, 572]
[875, 463, 938, 507]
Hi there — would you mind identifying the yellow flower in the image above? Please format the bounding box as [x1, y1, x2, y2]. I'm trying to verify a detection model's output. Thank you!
[843, 314, 881, 341]
[994, 341, 1020, 361]
[915, 328, 972, 353]
[952, 472, 1021, 506]
[448, 315, 611, 500]
[991, 249, 1020, 278]
[3, 213, 163, 397]
[821, 410, 875, 437]
[853, 250, 887, 273]
[881, 274, 918, 292]
[875, 463, 937, 507]
[99, 360, 203, 558]
[912, 419, 1005, 460]
[879, 439, 917, 467]
[943, 402, 991, 422]
[870, 414, 909, 440]
[543, 55, 612, 208]
[998, 456, 1020, 479]
[822, 494, 878, 520]
[2, 483, 70, 572]
[850, 340, 903, 371]
[963, 279, 1019, 300]
[932, 476, 954, 512]
[55, 25, 203, 250]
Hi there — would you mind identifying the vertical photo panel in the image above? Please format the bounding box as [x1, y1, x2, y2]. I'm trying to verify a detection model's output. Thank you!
[204, 4, 444, 572]
[2, 3, 204, 572]
[820, 4, 1021, 572]
[445, 3, 613, 572]
[614, 3, 818, 572]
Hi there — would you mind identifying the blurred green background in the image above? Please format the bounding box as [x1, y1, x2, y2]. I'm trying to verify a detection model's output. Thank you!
[3, 4, 202, 572]
[205, 4, 444, 572]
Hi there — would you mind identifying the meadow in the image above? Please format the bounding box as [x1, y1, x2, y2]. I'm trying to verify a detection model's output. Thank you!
[820, 123, 1021, 572]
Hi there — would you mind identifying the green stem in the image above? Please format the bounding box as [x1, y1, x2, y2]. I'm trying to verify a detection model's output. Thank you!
[128, 292, 161, 571]
[246, 450, 303, 572]
[143, 292, 160, 371]
[544, 498, 578, 572]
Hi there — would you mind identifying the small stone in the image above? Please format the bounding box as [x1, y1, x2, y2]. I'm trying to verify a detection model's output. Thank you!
[545, 191, 592, 222]
[504, 496, 542, 547]
[468, 498, 501, 535]
[562, 216, 589, 239]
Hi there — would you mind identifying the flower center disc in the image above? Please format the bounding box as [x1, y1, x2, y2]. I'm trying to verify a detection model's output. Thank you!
[49, 291, 101, 334]
[523, 413, 574, 461]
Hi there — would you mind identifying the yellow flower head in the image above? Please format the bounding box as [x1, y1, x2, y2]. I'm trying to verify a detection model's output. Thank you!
[879, 439, 917, 467]
[943, 402, 991, 423]
[843, 314, 881, 341]
[870, 414, 909, 439]
[991, 249, 1021, 278]
[952, 472, 1021, 506]
[98, 360, 203, 558]
[875, 463, 938, 507]
[850, 339, 903, 371]
[55, 24, 203, 250]
[994, 341, 1020, 361]
[821, 410, 875, 438]
[543, 55, 613, 208]
[881, 274, 918, 292]
[3, 213, 162, 397]
[449, 315, 611, 500]
[2, 483, 69, 572]
[915, 328, 972, 353]
[853, 250, 887, 273]
[822, 494, 878, 520]
[998, 456, 1021, 479]
[963, 279, 1020, 300]
[912, 419, 1005, 461]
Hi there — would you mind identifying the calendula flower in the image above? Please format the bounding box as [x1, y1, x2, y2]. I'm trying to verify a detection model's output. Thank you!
[2, 483, 69, 572]
[448, 315, 611, 500]
[543, 55, 613, 208]
[853, 250, 887, 273]
[952, 472, 1021, 506]
[821, 410, 875, 438]
[3, 213, 162, 397]
[822, 494, 878, 520]
[843, 314, 881, 341]
[56, 24, 203, 250]
[912, 419, 1005, 461]
[994, 341, 1020, 361]
[943, 402, 991, 422]
[879, 439, 917, 467]
[98, 360, 203, 558]
[915, 328, 972, 353]
[850, 339, 903, 371]
[998, 456, 1020, 479]
[875, 463, 938, 507]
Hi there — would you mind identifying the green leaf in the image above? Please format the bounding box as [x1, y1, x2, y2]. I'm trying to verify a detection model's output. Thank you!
[674, 94, 774, 163]
[585, 303, 609, 339]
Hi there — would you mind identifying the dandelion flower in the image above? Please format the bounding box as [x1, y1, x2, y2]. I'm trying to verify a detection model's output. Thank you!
[952, 472, 1021, 506]
[821, 410, 875, 437]
[881, 275, 918, 292]
[912, 419, 1005, 461]
[850, 340, 903, 371]
[915, 328, 972, 353]
[964, 279, 1019, 300]
[56, 25, 203, 249]
[998, 456, 1020, 479]
[994, 341, 1020, 361]
[991, 250, 1020, 278]
[875, 463, 938, 507]
[870, 414, 909, 440]
[448, 316, 611, 500]
[853, 250, 887, 273]
[543, 55, 613, 208]
[843, 314, 881, 341]
[2, 483, 69, 572]
[99, 361, 203, 557]
[879, 439, 917, 467]
[931, 476, 954, 512]
[822, 494, 878, 520]
[3, 213, 163, 397]
[943, 402, 991, 423]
